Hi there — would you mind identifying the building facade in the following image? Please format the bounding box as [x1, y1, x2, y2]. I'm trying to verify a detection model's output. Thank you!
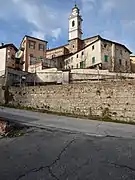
[46, 4, 132, 72]
[130, 56, 135, 72]
[64, 37, 131, 72]
[20, 35, 48, 72]
[17, 4, 131, 73]
[0, 43, 23, 76]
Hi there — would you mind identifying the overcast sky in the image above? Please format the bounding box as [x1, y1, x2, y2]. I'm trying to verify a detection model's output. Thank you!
[0, 0, 135, 53]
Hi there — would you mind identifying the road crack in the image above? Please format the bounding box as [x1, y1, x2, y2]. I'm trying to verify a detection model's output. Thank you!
[110, 162, 135, 172]
[49, 138, 75, 167]
[48, 167, 59, 180]
[16, 139, 75, 180]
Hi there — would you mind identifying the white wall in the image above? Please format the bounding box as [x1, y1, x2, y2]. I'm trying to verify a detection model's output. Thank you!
[69, 10, 82, 40]
[64, 40, 101, 69]
[0, 48, 6, 76]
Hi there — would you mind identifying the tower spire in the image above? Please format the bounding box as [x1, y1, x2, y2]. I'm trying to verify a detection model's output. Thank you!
[74, 0, 78, 8]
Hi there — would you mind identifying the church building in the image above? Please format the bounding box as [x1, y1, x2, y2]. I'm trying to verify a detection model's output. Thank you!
[46, 4, 132, 73]
[18, 4, 132, 73]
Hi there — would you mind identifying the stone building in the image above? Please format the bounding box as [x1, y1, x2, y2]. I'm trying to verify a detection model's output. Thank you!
[46, 4, 132, 72]
[18, 4, 132, 73]
[0, 43, 23, 76]
[64, 36, 131, 72]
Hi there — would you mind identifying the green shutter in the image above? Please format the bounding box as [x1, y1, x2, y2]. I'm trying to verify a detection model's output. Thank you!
[80, 62, 83, 68]
[92, 57, 95, 64]
[80, 61, 85, 69]
[83, 61, 85, 68]
[104, 55, 108, 62]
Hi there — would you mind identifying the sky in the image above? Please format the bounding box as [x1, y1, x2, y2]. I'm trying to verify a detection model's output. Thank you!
[0, 0, 135, 54]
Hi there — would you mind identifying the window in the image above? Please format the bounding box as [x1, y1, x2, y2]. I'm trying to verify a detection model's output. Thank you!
[72, 20, 75, 27]
[73, 45, 74, 48]
[80, 61, 85, 69]
[92, 57, 95, 64]
[125, 61, 127, 66]
[30, 54, 33, 57]
[60, 62, 62, 68]
[71, 65, 73, 69]
[65, 60, 68, 65]
[77, 54, 78, 58]
[82, 51, 84, 56]
[30, 54, 35, 65]
[104, 44, 107, 48]
[11, 54, 15, 60]
[29, 41, 35, 49]
[30, 57, 33, 65]
[119, 59, 122, 65]
[76, 64, 78, 68]
[39, 44, 44, 51]
[71, 57, 73, 62]
[80, 61, 83, 68]
[78, 21, 80, 26]
[92, 45, 94, 50]
[104, 55, 108, 62]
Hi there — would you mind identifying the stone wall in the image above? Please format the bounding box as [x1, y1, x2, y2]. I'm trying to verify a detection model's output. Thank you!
[4, 80, 135, 122]
[70, 69, 135, 82]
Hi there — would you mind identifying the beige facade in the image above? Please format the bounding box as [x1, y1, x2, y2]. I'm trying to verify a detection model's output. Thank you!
[46, 46, 69, 59]
[130, 56, 135, 72]
[64, 40, 101, 69]
[0, 47, 6, 76]
[20, 35, 47, 72]
[46, 5, 131, 73]
[46, 46, 70, 70]
[0, 44, 23, 76]
[64, 38, 131, 72]
[83, 36, 99, 48]
[18, 4, 132, 73]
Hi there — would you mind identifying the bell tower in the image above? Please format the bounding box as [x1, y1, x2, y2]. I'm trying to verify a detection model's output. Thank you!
[69, 4, 83, 41]
[68, 4, 83, 53]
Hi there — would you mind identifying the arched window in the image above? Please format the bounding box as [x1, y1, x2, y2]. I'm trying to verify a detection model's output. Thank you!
[72, 20, 75, 27]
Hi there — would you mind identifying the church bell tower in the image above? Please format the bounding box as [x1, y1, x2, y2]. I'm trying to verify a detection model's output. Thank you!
[69, 4, 83, 41]
[68, 4, 83, 53]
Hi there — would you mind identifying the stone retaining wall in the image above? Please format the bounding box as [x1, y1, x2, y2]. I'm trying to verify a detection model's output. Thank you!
[4, 80, 135, 122]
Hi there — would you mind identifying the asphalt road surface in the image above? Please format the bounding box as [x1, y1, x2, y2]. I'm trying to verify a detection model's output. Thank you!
[0, 107, 135, 179]
[0, 107, 135, 138]
[0, 127, 135, 180]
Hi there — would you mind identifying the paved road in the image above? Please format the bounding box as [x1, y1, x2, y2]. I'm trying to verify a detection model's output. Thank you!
[0, 127, 135, 180]
[0, 107, 135, 179]
[0, 107, 135, 138]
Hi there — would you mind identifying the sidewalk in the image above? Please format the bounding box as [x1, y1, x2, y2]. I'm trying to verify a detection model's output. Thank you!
[0, 106, 135, 138]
